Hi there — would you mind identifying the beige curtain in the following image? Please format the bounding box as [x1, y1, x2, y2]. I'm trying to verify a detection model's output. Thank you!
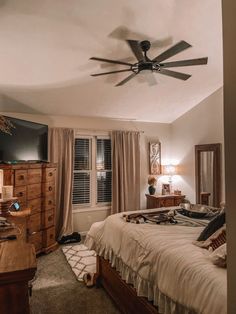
[112, 131, 140, 214]
[48, 128, 74, 238]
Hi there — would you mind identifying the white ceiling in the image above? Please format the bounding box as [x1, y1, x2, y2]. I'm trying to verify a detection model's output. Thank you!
[0, 0, 223, 122]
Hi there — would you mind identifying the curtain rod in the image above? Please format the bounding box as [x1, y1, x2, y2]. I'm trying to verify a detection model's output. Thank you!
[74, 128, 144, 133]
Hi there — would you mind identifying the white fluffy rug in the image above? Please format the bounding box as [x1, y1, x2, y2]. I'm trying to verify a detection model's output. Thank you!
[62, 244, 96, 281]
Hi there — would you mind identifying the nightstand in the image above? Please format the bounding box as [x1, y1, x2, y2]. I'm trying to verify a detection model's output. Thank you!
[145, 194, 185, 209]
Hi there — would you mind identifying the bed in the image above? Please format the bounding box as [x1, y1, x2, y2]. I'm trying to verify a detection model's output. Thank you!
[85, 208, 227, 314]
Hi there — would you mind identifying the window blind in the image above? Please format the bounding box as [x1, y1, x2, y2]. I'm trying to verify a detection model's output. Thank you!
[74, 138, 91, 170]
[73, 138, 91, 205]
[73, 172, 90, 204]
[96, 139, 112, 203]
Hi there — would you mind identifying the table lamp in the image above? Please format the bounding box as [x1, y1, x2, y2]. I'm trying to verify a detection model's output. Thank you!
[162, 165, 177, 192]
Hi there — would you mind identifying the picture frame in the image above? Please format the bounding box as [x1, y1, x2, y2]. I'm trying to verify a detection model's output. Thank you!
[162, 183, 170, 195]
[149, 142, 161, 175]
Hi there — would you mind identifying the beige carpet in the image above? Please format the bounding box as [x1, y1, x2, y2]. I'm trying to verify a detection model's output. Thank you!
[30, 245, 120, 314]
[62, 244, 96, 281]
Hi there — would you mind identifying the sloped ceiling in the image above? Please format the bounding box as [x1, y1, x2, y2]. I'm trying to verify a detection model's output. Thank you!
[0, 0, 223, 122]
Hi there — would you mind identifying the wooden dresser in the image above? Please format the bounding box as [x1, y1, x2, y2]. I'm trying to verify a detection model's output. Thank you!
[146, 194, 185, 209]
[0, 162, 58, 254]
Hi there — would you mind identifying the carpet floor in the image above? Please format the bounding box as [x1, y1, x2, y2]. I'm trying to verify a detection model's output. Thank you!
[30, 245, 120, 314]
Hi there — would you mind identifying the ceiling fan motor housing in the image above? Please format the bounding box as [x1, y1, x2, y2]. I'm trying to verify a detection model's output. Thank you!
[140, 40, 151, 52]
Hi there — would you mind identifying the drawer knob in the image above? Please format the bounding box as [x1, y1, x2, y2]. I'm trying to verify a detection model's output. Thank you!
[48, 216, 53, 221]
[48, 172, 53, 177]
[18, 192, 24, 197]
[19, 175, 25, 180]
[50, 234, 54, 239]
[48, 200, 52, 205]
[48, 186, 53, 191]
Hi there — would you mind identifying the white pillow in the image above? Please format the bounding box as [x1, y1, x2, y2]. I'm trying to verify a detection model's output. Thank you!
[209, 243, 227, 268]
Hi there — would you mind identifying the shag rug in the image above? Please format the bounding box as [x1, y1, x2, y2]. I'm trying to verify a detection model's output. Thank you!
[62, 244, 96, 281]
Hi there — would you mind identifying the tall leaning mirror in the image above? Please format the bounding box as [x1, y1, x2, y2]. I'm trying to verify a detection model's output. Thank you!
[195, 143, 222, 207]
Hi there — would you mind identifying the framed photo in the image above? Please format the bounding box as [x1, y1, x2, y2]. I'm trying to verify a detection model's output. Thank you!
[162, 183, 170, 195]
[149, 142, 161, 175]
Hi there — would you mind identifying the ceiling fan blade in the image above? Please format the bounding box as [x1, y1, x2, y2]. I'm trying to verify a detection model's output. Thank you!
[160, 57, 208, 68]
[91, 69, 132, 77]
[156, 68, 191, 81]
[90, 57, 133, 66]
[126, 40, 144, 62]
[152, 41, 192, 63]
[100, 56, 135, 68]
[115, 73, 137, 86]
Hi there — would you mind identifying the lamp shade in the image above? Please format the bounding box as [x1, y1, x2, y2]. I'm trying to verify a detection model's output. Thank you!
[162, 165, 177, 176]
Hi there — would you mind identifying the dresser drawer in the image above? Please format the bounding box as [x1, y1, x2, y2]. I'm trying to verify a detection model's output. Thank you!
[27, 213, 41, 234]
[28, 168, 42, 184]
[42, 209, 54, 229]
[42, 168, 56, 183]
[42, 196, 55, 211]
[14, 186, 27, 206]
[15, 170, 28, 186]
[43, 226, 56, 248]
[28, 231, 43, 254]
[159, 199, 166, 207]
[164, 199, 175, 207]
[42, 182, 55, 196]
[174, 197, 184, 206]
[28, 198, 41, 215]
[27, 183, 41, 200]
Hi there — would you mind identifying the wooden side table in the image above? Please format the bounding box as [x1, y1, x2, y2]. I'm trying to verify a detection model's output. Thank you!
[0, 209, 36, 314]
[145, 194, 185, 209]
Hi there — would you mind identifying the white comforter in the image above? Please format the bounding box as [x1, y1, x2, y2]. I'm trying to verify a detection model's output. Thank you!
[85, 210, 227, 314]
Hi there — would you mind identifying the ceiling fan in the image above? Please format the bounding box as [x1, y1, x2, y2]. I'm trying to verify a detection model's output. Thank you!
[90, 40, 208, 86]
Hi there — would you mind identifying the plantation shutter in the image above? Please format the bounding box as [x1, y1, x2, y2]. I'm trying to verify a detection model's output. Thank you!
[73, 138, 91, 205]
[96, 138, 112, 203]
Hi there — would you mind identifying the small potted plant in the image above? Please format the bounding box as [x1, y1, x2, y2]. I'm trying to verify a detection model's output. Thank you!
[148, 175, 157, 195]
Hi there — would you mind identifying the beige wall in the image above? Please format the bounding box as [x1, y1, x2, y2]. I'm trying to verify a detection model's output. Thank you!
[1, 111, 171, 232]
[222, 1, 236, 313]
[170, 87, 224, 203]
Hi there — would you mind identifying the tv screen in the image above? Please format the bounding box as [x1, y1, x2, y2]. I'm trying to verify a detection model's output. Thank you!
[0, 116, 48, 162]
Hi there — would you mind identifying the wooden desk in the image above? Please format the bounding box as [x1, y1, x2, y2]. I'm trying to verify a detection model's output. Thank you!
[145, 194, 185, 209]
[0, 210, 37, 314]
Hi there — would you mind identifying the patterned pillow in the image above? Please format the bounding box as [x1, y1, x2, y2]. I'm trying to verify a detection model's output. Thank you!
[193, 225, 226, 250]
[210, 243, 227, 268]
[197, 212, 225, 241]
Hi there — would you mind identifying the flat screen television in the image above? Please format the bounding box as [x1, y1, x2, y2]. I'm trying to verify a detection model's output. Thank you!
[0, 116, 48, 162]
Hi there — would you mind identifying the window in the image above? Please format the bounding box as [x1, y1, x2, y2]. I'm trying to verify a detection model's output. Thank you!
[73, 136, 112, 208]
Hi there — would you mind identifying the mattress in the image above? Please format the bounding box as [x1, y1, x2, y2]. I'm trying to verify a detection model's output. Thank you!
[85, 209, 227, 314]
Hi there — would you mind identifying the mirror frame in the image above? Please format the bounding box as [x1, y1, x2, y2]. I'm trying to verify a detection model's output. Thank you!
[195, 143, 222, 207]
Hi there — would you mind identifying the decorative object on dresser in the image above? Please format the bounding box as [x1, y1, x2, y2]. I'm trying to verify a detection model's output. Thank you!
[149, 142, 161, 175]
[0, 162, 58, 254]
[145, 194, 185, 209]
[161, 183, 170, 195]
[147, 175, 157, 195]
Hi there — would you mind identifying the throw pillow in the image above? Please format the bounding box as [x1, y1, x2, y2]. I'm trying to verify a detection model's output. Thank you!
[193, 225, 226, 250]
[197, 212, 225, 241]
[210, 243, 227, 268]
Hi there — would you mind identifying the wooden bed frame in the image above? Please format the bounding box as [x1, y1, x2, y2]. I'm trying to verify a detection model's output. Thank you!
[96, 256, 159, 314]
